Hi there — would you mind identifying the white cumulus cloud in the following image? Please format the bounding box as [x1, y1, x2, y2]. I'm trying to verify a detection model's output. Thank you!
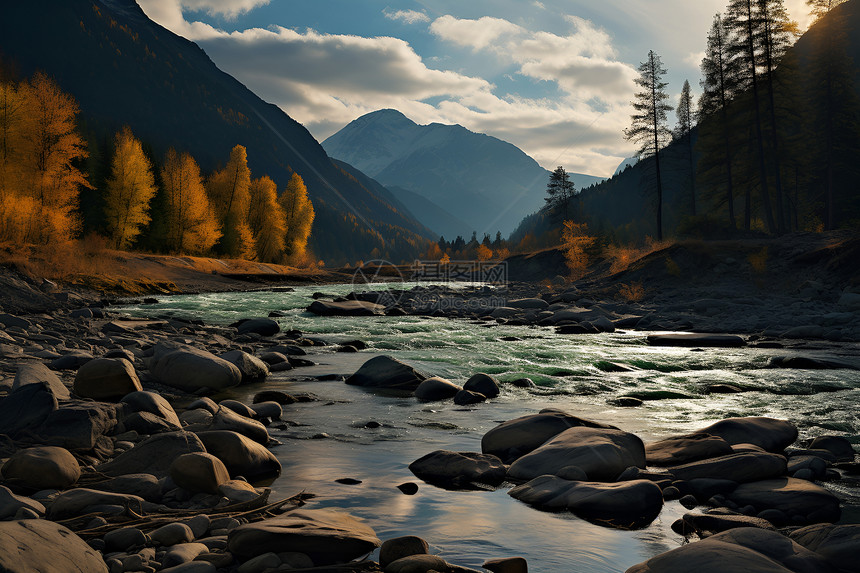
[383, 9, 431, 25]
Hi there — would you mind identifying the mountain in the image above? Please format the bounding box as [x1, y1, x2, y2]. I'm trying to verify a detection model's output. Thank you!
[614, 156, 639, 176]
[0, 0, 432, 264]
[323, 109, 604, 239]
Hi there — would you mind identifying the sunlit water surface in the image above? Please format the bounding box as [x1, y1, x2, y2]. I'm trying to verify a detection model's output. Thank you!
[119, 284, 860, 572]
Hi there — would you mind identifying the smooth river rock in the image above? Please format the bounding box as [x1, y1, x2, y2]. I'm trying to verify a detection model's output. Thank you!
[789, 524, 860, 572]
[668, 452, 787, 484]
[726, 478, 841, 524]
[507, 425, 645, 482]
[308, 300, 386, 316]
[73, 358, 142, 401]
[408, 450, 507, 489]
[169, 452, 231, 495]
[196, 430, 281, 483]
[0, 519, 108, 573]
[1, 446, 80, 490]
[414, 377, 461, 401]
[696, 417, 798, 453]
[97, 431, 206, 477]
[646, 333, 747, 348]
[645, 433, 734, 466]
[147, 342, 242, 392]
[463, 372, 500, 398]
[345, 355, 428, 392]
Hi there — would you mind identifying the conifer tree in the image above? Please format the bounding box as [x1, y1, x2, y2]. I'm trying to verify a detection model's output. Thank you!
[675, 79, 696, 215]
[545, 166, 576, 220]
[279, 172, 315, 264]
[248, 175, 286, 262]
[807, 0, 848, 22]
[624, 50, 673, 240]
[160, 148, 221, 254]
[104, 127, 157, 249]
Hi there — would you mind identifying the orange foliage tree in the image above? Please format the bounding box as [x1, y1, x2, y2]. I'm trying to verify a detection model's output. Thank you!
[104, 126, 157, 249]
[160, 148, 221, 254]
[248, 175, 286, 262]
[561, 220, 595, 280]
[476, 243, 493, 261]
[207, 144, 254, 259]
[279, 172, 315, 264]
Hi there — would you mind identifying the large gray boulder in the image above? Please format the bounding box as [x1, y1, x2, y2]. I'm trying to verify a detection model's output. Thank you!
[227, 509, 380, 565]
[169, 453, 231, 495]
[1, 446, 80, 490]
[482, 409, 615, 463]
[219, 350, 269, 384]
[789, 524, 860, 572]
[696, 417, 798, 453]
[185, 406, 270, 444]
[0, 382, 58, 436]
[147, 343, 241, 392]
[0, 519, 108, 573]
[509, 476, 663, 528]
[47, 488, 146, 519]
[121, 391, 181, 428]
[463, 373, 500, 398]
[38, 401, 118, 453]
[668, 452, 787, 484]
[507, 426, 645, 482]
[97, 431, 206, 478]
[196, 430, 281, 483]
[725, 478, 841, 525]
[414, 377, 461, 401]
[345, 355, 427, 392]
[645, 433, 734, 466]
[73, 358, 142, 401]
[12, 363, 70, 400]
[236, 318, 280, 337]
[808, 436, 855, 462]
[408, 450, 506, 489]
[625, 527, 832, 573]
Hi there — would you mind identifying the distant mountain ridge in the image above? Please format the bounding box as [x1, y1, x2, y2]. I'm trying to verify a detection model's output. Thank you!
[323, 109, 604, 239]
[0, 0, 432, 263]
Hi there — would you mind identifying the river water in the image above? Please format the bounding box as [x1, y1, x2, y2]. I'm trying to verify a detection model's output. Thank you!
[119, 283, 860, 572]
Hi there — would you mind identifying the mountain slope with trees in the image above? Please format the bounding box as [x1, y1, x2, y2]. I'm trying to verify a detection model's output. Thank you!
[0, 0, 432, 264]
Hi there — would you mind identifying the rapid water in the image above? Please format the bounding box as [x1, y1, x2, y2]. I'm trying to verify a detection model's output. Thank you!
[119, 284, 860, 572]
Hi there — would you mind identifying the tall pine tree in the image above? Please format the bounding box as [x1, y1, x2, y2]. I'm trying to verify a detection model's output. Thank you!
[675, 79, 696, 216]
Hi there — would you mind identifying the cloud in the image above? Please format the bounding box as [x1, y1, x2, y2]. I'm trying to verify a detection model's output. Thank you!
[684, 51, 705, 69]
[383, 9, 431, 25]
[430, 15, 522, 51]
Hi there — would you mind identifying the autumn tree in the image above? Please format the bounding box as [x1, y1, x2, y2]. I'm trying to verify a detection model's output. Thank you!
[675, 80, 696, 215]
[15, 72, 89, 243]
[103, 127, 157, 249]
[624, 50, 673, 241]
[160, 148, 221, 253]
[476, 243, 493, 261]
[248, 175, 286, 262]
[561, 220, 595, 280]
[279, 172, 315, 264]
[207, 144, 254, 259]
[545, 166, 575, 220]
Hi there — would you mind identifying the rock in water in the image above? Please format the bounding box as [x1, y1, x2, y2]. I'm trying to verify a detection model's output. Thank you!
[454, 389, 487, 405]
[463, 373, 500, 398]
[668, 452, 787, 483]
[414, 377, 461, 401]
[482, 409, 615, 463]
[307, 300, 386, 316]
[0, 519, 108, 573]
[196, 430, 281, 483]
[408, 450, 507, 489]
[645, 433, 734, 466]
[219, 350, 269, 384]
[227, 509, 380, 565]
[379, 536, 429, 568]
[725, 478, 841, 525]
[344, 355, 427, 392]
[696, 417, 798, 453]
[1, 446, 80, 490]
[789, 524, 860, 573]
[625, 527, 831, 573]
[73, 358, 142, 401]
[507, 426, 645, 482]
[646, 333, 746, 348]
[147, 342, 241, 392]
[236, 318, 280, 337]
[509, 476, 663, 528]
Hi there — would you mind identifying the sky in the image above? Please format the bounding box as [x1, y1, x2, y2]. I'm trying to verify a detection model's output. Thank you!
[137, 0, 813, 177]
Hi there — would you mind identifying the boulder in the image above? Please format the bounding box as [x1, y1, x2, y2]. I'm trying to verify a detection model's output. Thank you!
[218, 479, 260, 503]
[12, 363, 70, 400]
[625, 527, 832, 573]
[103, 527, 148, 552]
[507, 298, 549, 309]
[307, 300, 386, 316]
[463, 373, 500, 398]
[149, 522, 195, 546]
[414, 377, 461, 401]
[163, 542, 208, 567]
[49, 349, 94, 371]
[0, 519, 108, 573]
[379, 536, 429, 568]
[170, 453, 231, 495]
[1, 446, 80, 490]
[196, 430, 281, 483]
[345, 355, 427, 392]
[236, 318, 280, 337]
[675, 510, 777, 537]
[696, 417, 798, 453]
[668, 452, 787, 483]
[509, 476, 663, 528]
[249, 401, 282, 420]
[186, 406, 270, 445]
[121, 391, 181, 428]
[0, 382, 58, 436]
[97, 431, 206, 478]
[507, 426, 645, 482]
[454, 389, 487, 405]
[0, 485, 46, 519]
[787, 455, 827, 480]
[120, 411, 180, 435]
[483, 557, 528, 573]
[73, 358, 142, 401]
[47, 488, 145, 519]
[385, 554, 453, 573]
[645, 433, 734, 466]
[39, 401, 118, 453]
[789, 524, 860, 572]
[482, 409, 614, 463]
[767, 356, 860, 370]
[726, 478, 841, 524]
[147, 343, 241, 392]
[408, 450, 507, 489]
[218, 399, 256, 419]
[219, 350, 269, 384]
[808, 436, 855, 462]
[647, 333, 746, 348]
[226, 509, 380, 565]
[90, 473, 162, 502]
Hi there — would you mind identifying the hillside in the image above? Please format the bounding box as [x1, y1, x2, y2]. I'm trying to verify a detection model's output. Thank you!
[0, 0, 432, 264]
[323, 109, 604, 239]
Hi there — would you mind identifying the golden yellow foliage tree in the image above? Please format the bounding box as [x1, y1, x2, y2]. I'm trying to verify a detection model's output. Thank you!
[561, 220, 595, 280]
[207, 144, 254, 259]
[248, 175, 286, 262]
[160, 148, 221, 254]
[476, 243, 493, 261]
[104, 126, 157, 249]
[14, 73, 89, 244]
[279, 172, 315, 264]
